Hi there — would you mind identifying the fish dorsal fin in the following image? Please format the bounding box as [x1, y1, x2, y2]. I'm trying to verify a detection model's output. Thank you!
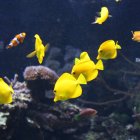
[96, 60, 104, 70]
[26, 51, 36, 58]
[77, 74, 87, 85]
[34, 34, 42, 43]
[34, 34, 42, 51]
[44, 43, 50, 52]
[58, 73, 75, 82]
[99, 40, 115, 51]
[102, 40, 115, 47]
[115, 41, 121, 49]
[80, 52, 90, 61]
[74, 58, 80, 64]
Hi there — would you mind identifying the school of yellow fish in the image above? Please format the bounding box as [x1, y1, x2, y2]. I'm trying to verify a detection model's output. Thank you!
[0, 1, 139, 104]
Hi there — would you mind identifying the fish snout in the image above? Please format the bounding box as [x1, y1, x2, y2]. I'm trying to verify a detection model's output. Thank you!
[71, 70, 76, 75]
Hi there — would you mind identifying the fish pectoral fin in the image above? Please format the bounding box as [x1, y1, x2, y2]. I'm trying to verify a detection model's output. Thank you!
[6, 45, 12, 49]
[86, 70, 98, 81]
[71, 85, 82, 99]
[75, 58, 80, 64]
[96, 60, 104, 70]
[26, 51, 36, 58]
[77, 74, 87, 85]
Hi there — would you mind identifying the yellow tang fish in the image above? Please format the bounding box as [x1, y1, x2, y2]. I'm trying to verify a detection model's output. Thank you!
[92, 7, 111, 25]
[0, 78, 14, 104]
[26, 34, 49, 64]
[97, 40, 121, 60]
[71, 52, 104, 82]
[53, 73, 87, 102]
[131, 31, 140, 42]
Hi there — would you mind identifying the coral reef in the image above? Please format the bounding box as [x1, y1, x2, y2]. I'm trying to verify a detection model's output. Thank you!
[23, 65, 58, 103]
[23, 65, 58, 82]
[0, 73, 95, 140]
[0, 55, 140, 139]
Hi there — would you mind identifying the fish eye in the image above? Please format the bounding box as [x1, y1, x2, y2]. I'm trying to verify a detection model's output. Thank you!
[53, 90, 56, 93]
[99, 50, 103, 53]
[73, 72, 76, 75]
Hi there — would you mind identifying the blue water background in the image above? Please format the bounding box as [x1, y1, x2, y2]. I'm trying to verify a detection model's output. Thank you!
[0, 0, 139, 80]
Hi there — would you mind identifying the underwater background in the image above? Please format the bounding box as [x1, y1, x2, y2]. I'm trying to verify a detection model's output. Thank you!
[0, 0, 140, 140]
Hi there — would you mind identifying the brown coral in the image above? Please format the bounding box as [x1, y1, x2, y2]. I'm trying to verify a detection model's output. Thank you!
[23, 66, 58, 102]
[23, 65, 58, 83]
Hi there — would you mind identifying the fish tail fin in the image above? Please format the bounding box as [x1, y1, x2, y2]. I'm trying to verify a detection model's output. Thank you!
[91, 17, 98, 24]
[45, 43, 50, 52]
[77, 74, 87, 85]
[91, 21, 96, 24]
[116, 41, 121, 49]
[96, 60, 104, 70]
[6, 45, 12, 49]
[26, 51, 36, 58]
[108, 15, 112, 18]
[131, 31, 134, 39]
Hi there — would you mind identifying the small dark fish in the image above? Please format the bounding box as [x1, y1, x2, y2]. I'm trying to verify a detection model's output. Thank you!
[79, 108, 97, 117]
[73, 108, 97, 121]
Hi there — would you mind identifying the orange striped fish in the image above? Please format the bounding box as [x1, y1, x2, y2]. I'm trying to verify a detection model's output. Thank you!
[6, 32, 26, 49]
